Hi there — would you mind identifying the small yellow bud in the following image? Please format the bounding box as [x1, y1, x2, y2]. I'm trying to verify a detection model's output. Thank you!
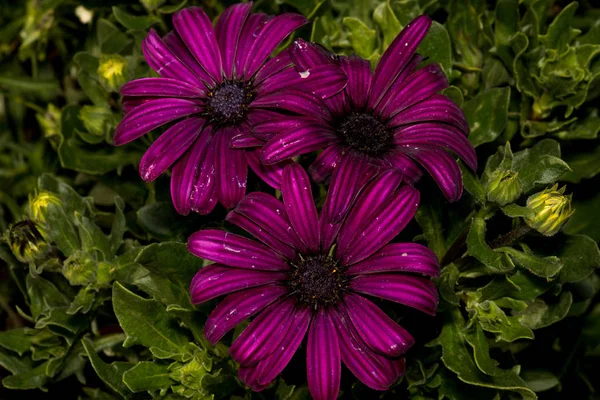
[7, 220, 49, 263]
[486, 170, 523, 206]
[525, 184, 573, 236]
[98, 54, 128, 91]
[28, 191, 62, 240]
[63, 251, 97, 286]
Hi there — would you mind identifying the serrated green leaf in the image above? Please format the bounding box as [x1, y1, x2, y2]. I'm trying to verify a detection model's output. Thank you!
[539, 2, 580, 54]
[511, 139, 571, 193]
[122, 361, 175, 392]
[473, 300, 534, 342]
[519, 291, 573, 329]
[467, 217, 514, 273]
[463, 324, 500, 376]
[342, 17, 376, 59]
[1, 360, 50, 390]
[557, 234, 600, 283]
[495, 247, 563, 278]
[417, 21, 453, 76]
[463, 87, 510, 147]
[0, 328, 32, 356]
[82, 338, 134, 398]
[112, 282, 190, 356]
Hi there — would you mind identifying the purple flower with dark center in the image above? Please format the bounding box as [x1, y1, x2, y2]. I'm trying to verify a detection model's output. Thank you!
[257, 15, 477, 204]
[113, 3, 346, 215]
[188, 163, 439, 399]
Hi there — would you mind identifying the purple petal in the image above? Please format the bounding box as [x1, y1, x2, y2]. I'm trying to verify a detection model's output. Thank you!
[324, 90, 350, 116]
[282, 164, 319, 253]
[229, 297, 296, 365]
[321, 153, 379, 226]
[139, 117, 204, 182]
[261, 122, 339, 165]
[215, 3, 252, 78]
[120, 78, 205, 98]
[336, 169, 404, 255]
[290, 39, 334, 70]
[215, 127, 248, 209]
[251, 89, 332, 120]
[113, 98, 202, 146]
[331, 308, 403, 390]
[243, 13, 309, 78]
[369, 15, 432, 108]
[226, 210, 298, 260]
[379, 64, 448, 119]
[246, 148, 290, 189]
[254, 49, 293, 86]
[122, 96, 157, 115]
[189, 130, 219, 215]
[401, 145, 463, 202]
[340, 55, 372, 109]
[343, 293, 414, 357]
[234, 13, 270, 78]
[170, 127, 215, 215]
[239, 366, 269, 392]
[142, 30, 205, 87]
[394, 123, 477, 170]
[382, 153, 423, 185]
[204, 285, 288, 345]
[307, 309, 341, 400]
[374, 54, 423, 112]
[255, 306, 312, 385]
[349, 274, 439, 315]
[346, 243, 440, 277]
[187, 229, 289, 270]
[308, 145, 346, 183]
[172, 7, 223, 81]
[252, 116, 315, 142]
[163, 31, 215, 86]
[337, 186, 420, 265]
[389, 94, 470, 134]
[231, 132, 264, 149]
[231, 192, 306, 254]
[258, 64, 347, 100]
[190, 264, 287, 304]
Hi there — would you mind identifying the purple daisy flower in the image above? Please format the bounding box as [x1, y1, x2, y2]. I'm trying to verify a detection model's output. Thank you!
[187, 163, 439, 399]
[114, 3, 347, 215]
[258, 15, 477, 204]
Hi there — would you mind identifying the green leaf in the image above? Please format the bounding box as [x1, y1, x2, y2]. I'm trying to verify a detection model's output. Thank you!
[26, 274, 70, 319]
[463, 87, 510, 147]
[0, 328, 33, 356]
[562, 143, 600, 183]
[46, 203, 80, 257]
[67, 286, 96, 315]
[511, 139, 571, 193]
[473, 300, 535, 342]
[557, 234, 600, 283]
[342, 17, 376, 59]
[136, 201, 204, 242]
[82, 338, 134, 398]
[519, 291, 573, 329]
[122, 361, 175, 392]
[112, 6, 158, 31]
[459, 162, 486, 204]
[373, 0, 401, 49]
[158, 0, 188, 14]
[522, 369, 560, 393]
[417, 21, 453, 76]
[38, 174, 91, 216]
[432, 309, 536, 399]
[1, 361, 51, 390]
[112, 282, 190, 356]
[564, 192, 600, 241]
[467, 217, 514, 273]
[538, 2, 580, 54]
[495, 247, 563, 278]
[415, 196, 447, 259]
[494, 0, 518, 69]
[463, 324, 500, 376]
[500, 204, 534, 219]
[0, 347, 34, 375]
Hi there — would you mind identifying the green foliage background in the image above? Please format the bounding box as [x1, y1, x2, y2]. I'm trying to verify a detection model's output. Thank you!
[0, 0, 599, 399]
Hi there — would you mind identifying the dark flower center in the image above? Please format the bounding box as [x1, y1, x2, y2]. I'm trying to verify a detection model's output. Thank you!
[289, 254, 345, 306]
[206, 80, 254, 125]
[336, 112, 394, 156]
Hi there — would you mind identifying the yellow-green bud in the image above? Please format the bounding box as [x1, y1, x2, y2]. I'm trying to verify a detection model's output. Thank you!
[7, 220, 49, 263]
[28, 191, 62, 240]
[525, 184, 573, 236]
[486, 170, 523, 206]
[79, 105, 113, 139]
[35, 104, 61, 142]
[97, 54, 128, 91]
[63, 251, 97, 286]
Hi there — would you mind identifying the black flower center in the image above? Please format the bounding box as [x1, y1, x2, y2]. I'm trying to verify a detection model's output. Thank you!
[206, 80, 254, 125]
[289, 254, 345, 306]
[336, 112, 394, 156]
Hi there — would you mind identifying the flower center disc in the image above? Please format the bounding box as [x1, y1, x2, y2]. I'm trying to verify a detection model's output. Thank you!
[336, 112, 394, 156]
[207, 81, 252, 125]
[289, 254, 344, 306]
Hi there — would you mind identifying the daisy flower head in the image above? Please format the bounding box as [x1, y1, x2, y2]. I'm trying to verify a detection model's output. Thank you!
[259, 15, 477, 204]
[188, 163, 440, 399]
[114, 3, 347, 215]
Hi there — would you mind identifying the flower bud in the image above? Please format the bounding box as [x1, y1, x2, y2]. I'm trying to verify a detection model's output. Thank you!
[63, 250, 97, 286]
[525, 184, 573, 236]
[97, 54, 128, 92]
[28, 191, 62, 240]
[486, 170, 523, 206]
[35, 104, 61, 143]
[7, 220, 49, 263]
